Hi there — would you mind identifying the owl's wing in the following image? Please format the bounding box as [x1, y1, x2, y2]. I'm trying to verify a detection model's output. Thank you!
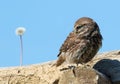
[58, 32, 77, 57]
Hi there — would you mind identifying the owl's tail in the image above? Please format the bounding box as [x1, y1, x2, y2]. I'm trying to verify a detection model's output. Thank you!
[56, 55, 66, 66]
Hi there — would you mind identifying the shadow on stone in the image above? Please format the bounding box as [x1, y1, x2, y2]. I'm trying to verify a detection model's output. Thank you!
[53, 79, 59, 84]
[93, 59, 120, 84]
[58, 66, 111, 84]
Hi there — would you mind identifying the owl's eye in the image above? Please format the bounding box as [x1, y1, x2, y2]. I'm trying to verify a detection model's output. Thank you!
[76, 24, 86, 30]
[76, 25, 83, 30]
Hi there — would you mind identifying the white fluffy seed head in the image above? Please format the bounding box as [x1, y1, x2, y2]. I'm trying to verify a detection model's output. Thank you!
[15, 27, 26, 36]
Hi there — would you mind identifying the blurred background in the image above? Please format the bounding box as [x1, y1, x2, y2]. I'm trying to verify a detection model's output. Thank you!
[0, 0, 120, 67]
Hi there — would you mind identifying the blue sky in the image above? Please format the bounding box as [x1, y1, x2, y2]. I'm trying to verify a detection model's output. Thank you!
[0, 0, 120, 67]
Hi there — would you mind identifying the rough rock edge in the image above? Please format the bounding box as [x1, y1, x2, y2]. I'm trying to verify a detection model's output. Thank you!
[0, 50, 120, 84]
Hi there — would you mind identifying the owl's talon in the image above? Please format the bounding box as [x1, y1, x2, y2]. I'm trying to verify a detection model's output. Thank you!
[60, 67, 69, 71]
[68, 65, 76, 69]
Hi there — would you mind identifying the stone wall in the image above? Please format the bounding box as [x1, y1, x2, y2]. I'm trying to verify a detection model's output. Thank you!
[0, 50, 120, 84]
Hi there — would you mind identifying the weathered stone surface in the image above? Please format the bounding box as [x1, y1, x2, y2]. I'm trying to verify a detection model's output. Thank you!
[59, 67, 111, 84]
[0, 50, 120, 84]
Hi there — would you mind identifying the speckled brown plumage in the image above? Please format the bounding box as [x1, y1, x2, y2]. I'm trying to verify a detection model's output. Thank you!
[56, 17, 103, 66]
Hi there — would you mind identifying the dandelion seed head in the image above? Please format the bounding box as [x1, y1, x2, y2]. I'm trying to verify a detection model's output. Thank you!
[15, 27, 26, 36]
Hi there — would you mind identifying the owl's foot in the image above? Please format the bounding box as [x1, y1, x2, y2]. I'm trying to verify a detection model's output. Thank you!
[59, 65, 76, 77]
[68, 65, 76, 77]
[60, 65, 76, 71]
[60, 67, 70, 71]
[68, 65, 76, 69]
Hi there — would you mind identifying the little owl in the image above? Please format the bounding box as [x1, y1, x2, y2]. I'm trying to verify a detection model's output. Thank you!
[55, 17, 103, 66]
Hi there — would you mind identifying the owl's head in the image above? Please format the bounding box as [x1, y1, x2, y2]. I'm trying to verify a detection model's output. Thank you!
[74, 17, 96, 33]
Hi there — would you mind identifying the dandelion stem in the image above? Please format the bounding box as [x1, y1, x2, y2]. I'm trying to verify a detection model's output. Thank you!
[20, 35, 23, 66]
[16, 27, 26, 66]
